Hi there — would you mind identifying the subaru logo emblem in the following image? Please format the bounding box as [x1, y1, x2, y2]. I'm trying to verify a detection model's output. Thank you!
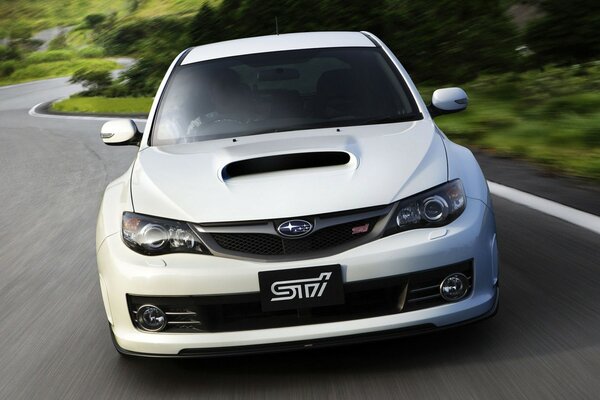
[277, 219, 313, 238]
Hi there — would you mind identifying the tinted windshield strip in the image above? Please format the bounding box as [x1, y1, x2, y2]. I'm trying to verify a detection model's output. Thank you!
[150, 47, 420, 146]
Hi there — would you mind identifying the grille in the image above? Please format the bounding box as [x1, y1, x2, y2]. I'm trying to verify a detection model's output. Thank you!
[210, 218, 378, 256]
[128, 260, 473, 333]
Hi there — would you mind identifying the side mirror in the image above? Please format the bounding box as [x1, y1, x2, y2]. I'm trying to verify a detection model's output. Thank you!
[101, 119, 141, 146]
[428, 87, 468, 118]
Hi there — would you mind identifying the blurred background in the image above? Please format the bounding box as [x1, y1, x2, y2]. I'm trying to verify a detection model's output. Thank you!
[0, 0, 598, 180]
[1, 3, 599, 399]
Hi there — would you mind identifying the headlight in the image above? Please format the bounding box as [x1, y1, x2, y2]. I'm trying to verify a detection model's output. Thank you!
[385, 179, 466, 235]
[122, 212, 210, 256]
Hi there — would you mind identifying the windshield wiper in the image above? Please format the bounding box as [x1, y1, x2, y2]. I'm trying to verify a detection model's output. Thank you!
[352, 114, 423, 126]
[222, 114, 423, 139]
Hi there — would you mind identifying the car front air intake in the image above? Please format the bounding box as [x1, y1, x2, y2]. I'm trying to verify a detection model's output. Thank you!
[222, 151, 352, 180]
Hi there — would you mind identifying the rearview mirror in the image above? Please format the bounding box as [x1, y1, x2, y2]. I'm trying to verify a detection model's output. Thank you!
[100, 119, 141, 146]
[257, 67, 300, 81]
[428, 87, 468, 118]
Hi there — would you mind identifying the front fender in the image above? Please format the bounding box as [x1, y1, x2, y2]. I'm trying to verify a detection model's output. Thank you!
[442, 134, 491, 207]
[96, 163, 135, 253]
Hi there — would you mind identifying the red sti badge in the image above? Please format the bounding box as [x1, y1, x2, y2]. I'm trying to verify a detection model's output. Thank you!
[352, 223, 369, 235]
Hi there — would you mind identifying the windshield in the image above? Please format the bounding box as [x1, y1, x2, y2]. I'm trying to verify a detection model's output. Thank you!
[151, 47, 421, 146]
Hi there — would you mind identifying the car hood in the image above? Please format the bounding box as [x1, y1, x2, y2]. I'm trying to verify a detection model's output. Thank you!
[131, 120, 447, 223]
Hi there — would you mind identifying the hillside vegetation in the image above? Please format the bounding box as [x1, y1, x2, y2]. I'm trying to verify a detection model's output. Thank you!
[430, 63, 600, 180]
[0, 0, 216, 38]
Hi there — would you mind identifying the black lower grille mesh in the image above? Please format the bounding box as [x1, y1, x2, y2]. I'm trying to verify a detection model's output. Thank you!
[211, 218, 377, 256]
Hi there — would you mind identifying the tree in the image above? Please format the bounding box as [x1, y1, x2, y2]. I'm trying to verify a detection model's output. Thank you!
[106, 0, 522, 96]
[386, 0, 518, 83]
[189, 4, 221, 46]
[525, 0, 600, 65]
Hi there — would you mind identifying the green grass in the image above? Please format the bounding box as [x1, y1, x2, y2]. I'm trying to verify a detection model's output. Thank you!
[24, 49, 76, 63]
[0, 0, 217, 38]
[420, 62, 600, 181]
[129, 0, 219, 19]
[51, 96, 153, 114]
[0, 58, 119, 85]
[0, 1, 129, 37]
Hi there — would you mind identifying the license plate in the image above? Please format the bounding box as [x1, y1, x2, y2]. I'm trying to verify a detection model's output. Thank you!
[258, 265, 344, 312]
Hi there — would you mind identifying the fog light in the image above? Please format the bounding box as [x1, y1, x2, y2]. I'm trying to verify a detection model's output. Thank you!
[440, 273, 469, 301]
[137, 305, 167, 332]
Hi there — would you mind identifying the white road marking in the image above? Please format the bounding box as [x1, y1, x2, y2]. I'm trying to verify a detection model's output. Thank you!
[28, 101, 147, 123]
[488, 181, 600, 235]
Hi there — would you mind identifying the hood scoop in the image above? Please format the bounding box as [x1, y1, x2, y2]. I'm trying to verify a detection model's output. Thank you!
[222, 151, 352, 180]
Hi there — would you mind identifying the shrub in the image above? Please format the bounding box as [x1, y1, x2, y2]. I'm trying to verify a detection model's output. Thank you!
[69, 68, 113, 92]
[48, 33, 68, 50]
[26, 50, 75, 63]
[0, 61, 16, 77]
[78, 46, 105, 58]
[101, 16, 189, 56]
[0, 45, 21, 61]
[84, 14, 107, 29]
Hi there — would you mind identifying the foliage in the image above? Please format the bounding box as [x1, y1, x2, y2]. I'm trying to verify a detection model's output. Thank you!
[0, 60, 16, 77]
[48, 33, 68, 50]
[84, 14, 107, 29]
[7, 23, 32, 40]
[188, 4, 223, 46]
[69, 68, 113, 92]
[77, 46, 105, 58]
[0, 0, 212, 41]
[525, 0, 600, 66]
[0, 58, 119, 85]
[65, 28, 95, 48]
[0, 45, 21, 61]
[101, 16, 190, 56]
[104, 0, 514, 96]
[106, 17, 190, 96]
[184, 0, 518, 84]
[25, 50, 75, 63]
[426, 62, 600, 180]
[128, 0, 140, 13]
[387, 1, 518, 83]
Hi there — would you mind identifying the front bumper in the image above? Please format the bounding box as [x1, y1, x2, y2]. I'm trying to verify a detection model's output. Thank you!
[112, 289, 498, 358]
[97, 198, 498, 356]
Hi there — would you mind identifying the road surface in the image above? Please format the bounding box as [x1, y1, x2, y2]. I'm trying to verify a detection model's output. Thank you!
[1, 78, 599, 399]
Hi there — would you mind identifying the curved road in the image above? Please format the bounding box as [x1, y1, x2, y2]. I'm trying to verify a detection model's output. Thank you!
[1, 79, 599, 399]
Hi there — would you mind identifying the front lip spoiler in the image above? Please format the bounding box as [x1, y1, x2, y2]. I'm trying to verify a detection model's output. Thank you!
[111, 287, 499, 359]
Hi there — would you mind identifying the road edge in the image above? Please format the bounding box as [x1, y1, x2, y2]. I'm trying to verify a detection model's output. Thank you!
[488, 181, 600, 235]
[29, 100, 148, 122]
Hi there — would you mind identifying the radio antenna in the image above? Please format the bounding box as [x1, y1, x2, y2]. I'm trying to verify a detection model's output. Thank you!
[275, 17, 279, 35]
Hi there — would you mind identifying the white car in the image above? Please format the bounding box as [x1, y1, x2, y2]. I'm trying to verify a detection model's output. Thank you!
[96, 31, 498, 357]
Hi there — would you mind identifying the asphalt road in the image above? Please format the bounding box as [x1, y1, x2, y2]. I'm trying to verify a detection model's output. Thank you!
[1, 78, 599, 400]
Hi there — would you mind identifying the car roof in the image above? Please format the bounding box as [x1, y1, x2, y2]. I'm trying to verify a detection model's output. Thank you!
[181, 31, 375, 65]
